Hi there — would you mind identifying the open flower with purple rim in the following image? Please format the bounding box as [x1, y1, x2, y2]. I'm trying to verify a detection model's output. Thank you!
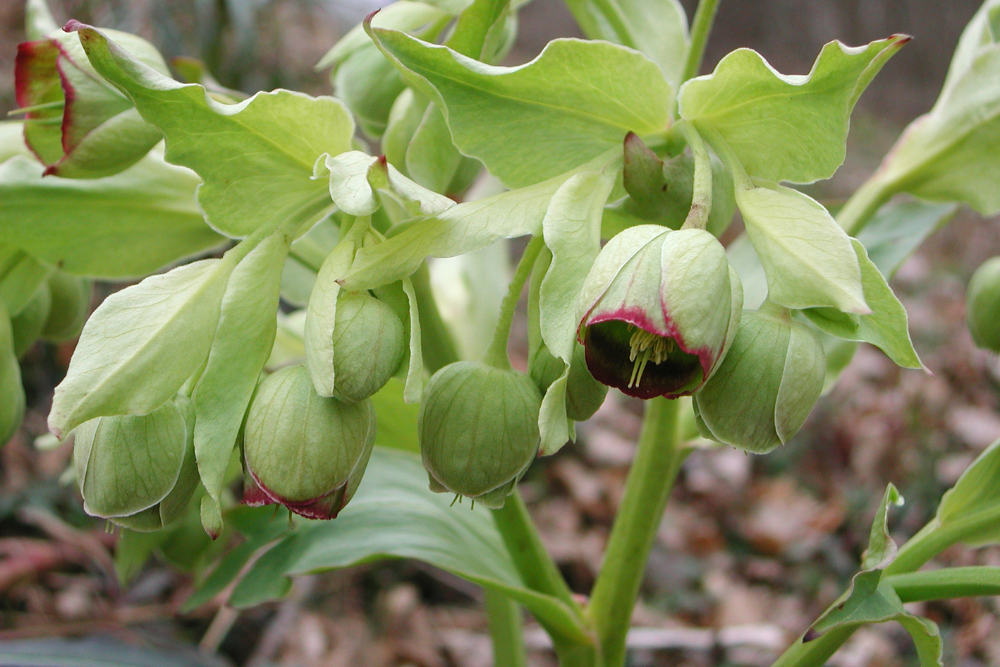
[576, 225, 743, 399]
[14, 21, 165, 178]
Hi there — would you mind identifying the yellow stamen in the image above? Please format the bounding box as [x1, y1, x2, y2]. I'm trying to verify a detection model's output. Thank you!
[627, 325, 674, 388]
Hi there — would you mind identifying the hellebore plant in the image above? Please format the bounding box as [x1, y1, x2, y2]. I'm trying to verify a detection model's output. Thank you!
[3, 0, 1000, 665]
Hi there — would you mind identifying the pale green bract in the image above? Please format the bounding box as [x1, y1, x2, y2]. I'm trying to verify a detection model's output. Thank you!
[340, 149, 620, 291]
[536, 166, 619, 455]
[367, 27, 672, 188]
[192, 232, 292, 523]
[680, 36, 907, 184]
[735, 183, 869, 313]
[74, 25, 354, 237]
[48, 258, 234, 438]
[802, 240, 923, 370]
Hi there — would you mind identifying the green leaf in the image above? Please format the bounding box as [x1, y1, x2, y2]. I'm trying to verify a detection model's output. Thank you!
[803, 240, 922, 369]
[183, 505, 291, 612]
[809, 485, 943, 667]
[680, 36, 907, 184]
[0, 152, 223, 279]
[855, 199, 956, 277]
[0, 121, 31, 163]
[75, 24, 353, 237]
[228, 448, 587, 643]
[0, 637, 231, 667]
[368, 26, 671, 188]
[563, 0, 689, 87]
[341, 148, 619, 291]
[736, 183, 868, 313]
[193, 232, 291, 509]
[878, 7, 1000, 215]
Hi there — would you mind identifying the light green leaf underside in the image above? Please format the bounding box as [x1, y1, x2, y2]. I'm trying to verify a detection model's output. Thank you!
[370, 28, 671, 188]
[882, 32, 1000, 215]
[49, 258, 233, 438]
[227, 448, 586, 642]
[934, 437, 1000, 547]
[803, 240, 922, 369]
[0, 152, 222, 279]
[76, 26, 353, 237]
[564, 0, 689, 88]
[681, 36, 906, 184]
[341, 149, 619, 291]
[855, 199, 956, 277]
[736, 184, 868, 313]
[193, 232, 291, 506]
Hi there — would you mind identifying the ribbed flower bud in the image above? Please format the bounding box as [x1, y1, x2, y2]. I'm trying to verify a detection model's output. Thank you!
[692, 307, 826, 454]
[72, 397, 198, 531]
[330, 291, 405, 402]
[967, 257, 1000, 353]
[242, 365, 376, 520]
[577, 226, 742, 399]
[10, 283, 50, 358]
[420, 361, 541, 508]
[41, 271, 92, 341]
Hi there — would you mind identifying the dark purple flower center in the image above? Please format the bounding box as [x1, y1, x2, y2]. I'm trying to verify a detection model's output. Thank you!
[583, 320, 703, 399]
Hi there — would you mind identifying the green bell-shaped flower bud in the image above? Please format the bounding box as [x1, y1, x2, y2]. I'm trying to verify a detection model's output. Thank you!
[72, 397, 199, 531]
[420, 361, 541, 509]
[605, 133, 735, 238]
[331, 291, 406, 402]
[242, 365, 376, 520]
[0, 303, 25, 445]
[577, 225, 742, 400]
[692, 307, 826, 454]
[967, 257, 1000, 353]
[41, 271, 92, 341]
[530, 343, 608, 422]
[14, 21, 165, 178]
[10, 282, 50, 358]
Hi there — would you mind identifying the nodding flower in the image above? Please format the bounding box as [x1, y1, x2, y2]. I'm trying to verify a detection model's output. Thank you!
[576, 225, 743, 399]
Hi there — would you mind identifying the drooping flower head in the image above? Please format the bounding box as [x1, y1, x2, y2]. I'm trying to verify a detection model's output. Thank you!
[577, 226, 742, 399]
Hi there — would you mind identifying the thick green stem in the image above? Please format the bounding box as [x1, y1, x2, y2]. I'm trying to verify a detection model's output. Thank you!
[485, 589, 528, 667]
[483, 235, 545, 370]
[680, 124, 713, 230]
[835, 175, 897, 235]
[587, 398, 687, 666]
[887, 567, 1000, 602]
[680, 0, 723, 84]
[769, 628, 857, 667]
[492, 492, 580, 613]
[410, 263, 461, 373]
[886, 506, 1000, 576]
